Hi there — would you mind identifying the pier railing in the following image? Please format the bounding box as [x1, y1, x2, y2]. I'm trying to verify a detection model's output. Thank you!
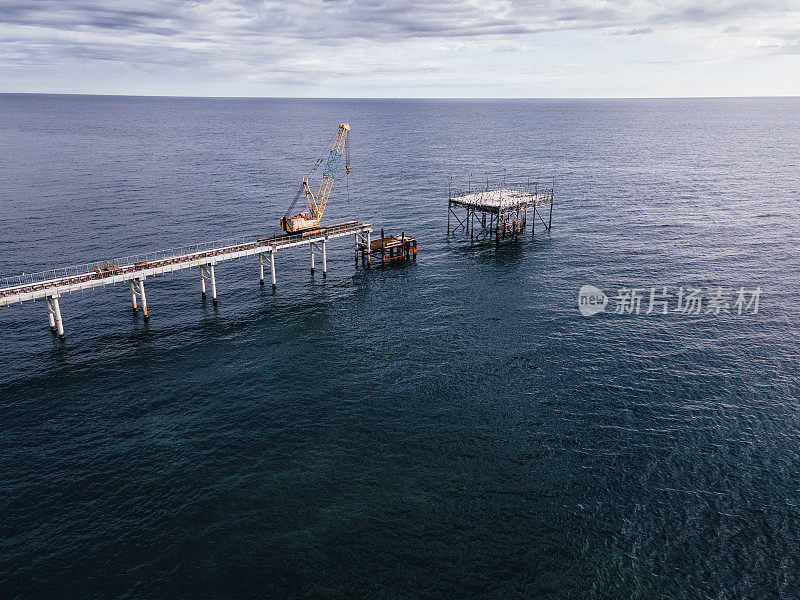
[0, 233, 260, 292]
[0, 221, 367, 299]
[0, 221, 374, 338]
[448, 176, 554, 201]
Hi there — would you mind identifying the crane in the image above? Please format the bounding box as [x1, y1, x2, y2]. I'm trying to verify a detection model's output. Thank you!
[281, 122, 350, 234]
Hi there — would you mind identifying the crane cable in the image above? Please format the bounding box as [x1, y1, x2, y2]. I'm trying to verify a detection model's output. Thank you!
[282, 127, 340, 219]
[345, 129, 351, 204]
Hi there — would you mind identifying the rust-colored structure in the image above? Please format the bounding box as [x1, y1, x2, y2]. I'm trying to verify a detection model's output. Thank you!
[356, 228, 417, 266]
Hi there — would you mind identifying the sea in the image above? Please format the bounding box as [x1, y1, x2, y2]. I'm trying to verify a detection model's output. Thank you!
[1, 95, 799, 599]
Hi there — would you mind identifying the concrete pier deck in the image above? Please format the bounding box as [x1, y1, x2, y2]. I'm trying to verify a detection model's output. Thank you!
[0, 221, 372, 337]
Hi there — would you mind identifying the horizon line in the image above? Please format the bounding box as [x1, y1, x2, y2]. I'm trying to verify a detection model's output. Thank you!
[1, 92, 798, 101]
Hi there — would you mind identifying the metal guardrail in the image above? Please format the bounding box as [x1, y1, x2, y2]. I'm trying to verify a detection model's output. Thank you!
[449, 189, 554, 208]
[449, 179, 555, 200]
[0, 221, 367, 297]
[0, 233, 259, 292]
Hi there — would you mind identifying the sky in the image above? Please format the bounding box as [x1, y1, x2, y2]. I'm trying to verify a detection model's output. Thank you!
[0, 0, 799, 97]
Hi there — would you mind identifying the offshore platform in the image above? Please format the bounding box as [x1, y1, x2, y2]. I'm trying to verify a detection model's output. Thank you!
[447, 177, 555, 242]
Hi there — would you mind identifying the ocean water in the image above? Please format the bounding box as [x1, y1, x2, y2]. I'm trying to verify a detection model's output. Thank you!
[1, 95, 799, 599]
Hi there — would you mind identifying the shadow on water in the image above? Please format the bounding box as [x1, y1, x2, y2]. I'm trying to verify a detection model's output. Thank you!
[4, 289, 349, 396]
[45, 335, 70, 367]
[446, 234, 546, 267]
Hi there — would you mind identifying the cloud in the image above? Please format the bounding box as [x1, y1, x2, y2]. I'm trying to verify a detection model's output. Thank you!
[3, 1, 796, 43]
[0, 0, 798, 94]
[1, 1, 191, 35]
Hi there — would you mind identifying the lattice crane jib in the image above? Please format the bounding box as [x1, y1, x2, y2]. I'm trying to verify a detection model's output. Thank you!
[281, 123, 350, 234]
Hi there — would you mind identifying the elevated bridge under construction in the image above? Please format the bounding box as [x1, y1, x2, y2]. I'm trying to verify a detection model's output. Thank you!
[0, 221, 373, 338]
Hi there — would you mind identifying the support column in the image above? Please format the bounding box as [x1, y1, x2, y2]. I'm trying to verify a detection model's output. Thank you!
[366, 231, 371, 267]
[310, 242, 315, 274]
[270, 250, 276, 289]
[209, 264, 217, 306]
[259, 253, 265, 285]
[322, 239, 327, 276]
[138, 277, 148, 317]
[129, 280, 138, 310]
[200, 266, 206, 299]
[447, 200, 451, 235]
[52, 296, 64, 338]
[548, 198, 553, 230]
[46, 297, 56, 331]
[470, 209, 474, 242]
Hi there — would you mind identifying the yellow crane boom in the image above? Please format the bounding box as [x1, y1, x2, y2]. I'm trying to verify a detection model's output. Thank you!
[281, 123, 350, 234]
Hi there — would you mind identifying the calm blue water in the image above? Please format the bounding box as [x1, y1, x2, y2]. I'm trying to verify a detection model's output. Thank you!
[1, 95, 799, 599]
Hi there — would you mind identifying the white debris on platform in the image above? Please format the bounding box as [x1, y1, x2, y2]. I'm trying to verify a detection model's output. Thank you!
[450, 188, 549, 209]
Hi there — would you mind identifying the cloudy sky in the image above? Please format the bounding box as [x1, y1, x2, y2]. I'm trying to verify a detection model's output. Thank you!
[1, 0, 798, 97]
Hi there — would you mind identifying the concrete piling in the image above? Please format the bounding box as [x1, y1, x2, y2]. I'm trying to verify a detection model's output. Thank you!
[270, 250, 276, 289]
[209, 264, 217, 306]
[52, 296, 64, 338]
[129, 280, 138, 309]
[46, 297, 56, 331]
[138, 278, 148, 317]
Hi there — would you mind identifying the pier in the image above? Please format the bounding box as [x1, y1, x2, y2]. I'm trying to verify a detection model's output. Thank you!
[447, 184, 554, 242]
[0, 221, 372, 338]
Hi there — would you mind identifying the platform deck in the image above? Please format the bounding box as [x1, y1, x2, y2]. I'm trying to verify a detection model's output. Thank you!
[449, 188, 551, 212]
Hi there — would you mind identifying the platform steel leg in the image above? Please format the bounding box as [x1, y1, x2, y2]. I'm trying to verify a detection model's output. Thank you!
[322, 239, 327, 277]
[259, 253, 265, 285]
